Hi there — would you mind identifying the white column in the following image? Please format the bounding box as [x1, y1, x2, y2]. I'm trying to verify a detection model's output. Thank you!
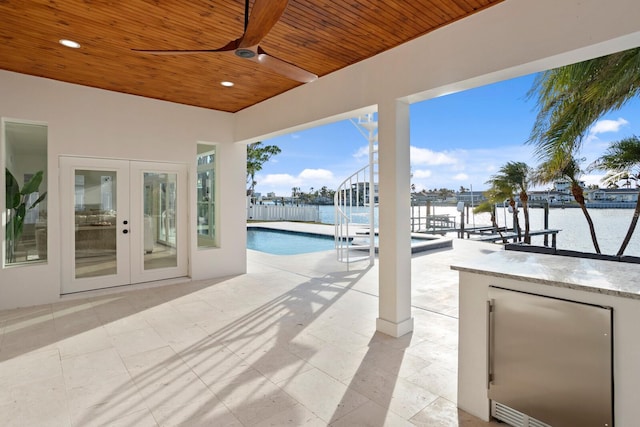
[376, 99, 414, 337]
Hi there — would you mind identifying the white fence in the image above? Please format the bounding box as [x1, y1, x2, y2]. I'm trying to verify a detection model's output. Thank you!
[247, 204, 320, 222]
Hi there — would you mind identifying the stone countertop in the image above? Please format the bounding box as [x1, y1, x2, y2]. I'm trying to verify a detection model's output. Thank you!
[451, 249, 640, 300]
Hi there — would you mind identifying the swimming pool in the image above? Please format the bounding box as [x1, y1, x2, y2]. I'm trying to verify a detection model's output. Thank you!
[247, 227, 451, 255]
[247, 228, 335, 255]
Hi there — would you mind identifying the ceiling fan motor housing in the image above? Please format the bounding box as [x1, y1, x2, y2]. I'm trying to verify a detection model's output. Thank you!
[235, 48, 256, 59]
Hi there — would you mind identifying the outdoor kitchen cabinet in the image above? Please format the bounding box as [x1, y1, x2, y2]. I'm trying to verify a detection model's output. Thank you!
[453, 250, 640, 426]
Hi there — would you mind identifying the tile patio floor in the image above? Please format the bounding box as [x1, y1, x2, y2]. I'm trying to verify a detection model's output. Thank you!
[0, 224, 504, 426]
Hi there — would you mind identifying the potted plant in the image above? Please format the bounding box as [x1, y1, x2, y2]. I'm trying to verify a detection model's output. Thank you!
[5, 169, 47, 263]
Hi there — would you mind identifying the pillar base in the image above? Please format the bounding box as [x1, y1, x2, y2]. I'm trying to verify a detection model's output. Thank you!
[376, 317, 414, 337]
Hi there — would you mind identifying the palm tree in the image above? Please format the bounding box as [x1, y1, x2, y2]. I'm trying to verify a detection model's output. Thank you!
[487, 162, 532, 243]
[485, 172, 519, 241]
[589, 136, 640, 255]
[535, 156, 602, 253]
[475, 181, 512, 243]
[528, 47, 640, 161]
[246, 142, 281, 197]
[291, 187, 300, 200]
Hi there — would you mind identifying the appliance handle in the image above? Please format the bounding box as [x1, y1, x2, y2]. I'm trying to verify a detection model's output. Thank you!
[487, 299, 495, 389]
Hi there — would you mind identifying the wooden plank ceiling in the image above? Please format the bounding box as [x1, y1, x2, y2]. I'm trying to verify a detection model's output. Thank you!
[0, 0, 502, 113]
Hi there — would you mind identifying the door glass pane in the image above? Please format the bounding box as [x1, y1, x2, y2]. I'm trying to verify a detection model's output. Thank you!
[74, 170, 117, 278]
[144, 172, 177, 270]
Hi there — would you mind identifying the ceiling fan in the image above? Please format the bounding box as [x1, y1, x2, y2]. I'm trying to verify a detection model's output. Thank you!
[133, 0, 317, 83]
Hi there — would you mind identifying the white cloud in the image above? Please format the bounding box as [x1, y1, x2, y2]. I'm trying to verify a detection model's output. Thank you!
[589, 118, 629, 135]
[353, 145, 377, 159]
[408, 145, 541, 191]
[299, 168, 334, 180]
[354, 145, 458, 167]
[412, 169, 432, 179]
[261, 173, 299, 186]
[410, 146, 458, 166]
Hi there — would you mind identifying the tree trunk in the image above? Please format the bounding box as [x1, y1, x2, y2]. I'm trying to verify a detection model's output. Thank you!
[520, 191, 531, 244]
[509, 198, 521, 241]
[578, 202, 601, 254]
[490, 206, 508, 244]
[572, 182, 601, 254]
[617, 198, 640, 256]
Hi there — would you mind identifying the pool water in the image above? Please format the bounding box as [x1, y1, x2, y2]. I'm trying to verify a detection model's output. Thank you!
[247, 227, 438, 255]
[247, 228, 335, 255]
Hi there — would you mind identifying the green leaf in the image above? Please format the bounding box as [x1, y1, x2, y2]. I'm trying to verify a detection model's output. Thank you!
[5, 168, 47, 248]
[16, 204, 26, 221]
[29, 191, 47, 209]
[5, 169, 20, 209]
[21, 170, 43, 195]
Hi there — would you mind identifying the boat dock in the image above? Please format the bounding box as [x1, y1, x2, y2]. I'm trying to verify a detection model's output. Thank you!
[410, 201, 561, 248]
[469, 228, 561, 248]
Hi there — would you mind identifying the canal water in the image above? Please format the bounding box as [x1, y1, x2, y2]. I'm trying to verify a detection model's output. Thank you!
[319, 205, 640, 257]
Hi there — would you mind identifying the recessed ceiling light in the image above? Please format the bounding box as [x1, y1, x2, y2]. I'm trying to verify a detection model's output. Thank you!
[59, 39, 81, 49]
[220, 81, 234, 87]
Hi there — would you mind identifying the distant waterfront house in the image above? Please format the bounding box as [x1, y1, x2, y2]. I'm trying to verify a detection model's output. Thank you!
[457, 191, 486, 205]
[553, 179, 585, 193]
[524, 180, 587, 206]
[529, 190, 573, 204]
[349, 181, 379, 205]
[412, 190, 442, 202]
[586, 188, 639, 203]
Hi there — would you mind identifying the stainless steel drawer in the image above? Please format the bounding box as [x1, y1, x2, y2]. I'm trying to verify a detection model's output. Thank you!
[488, 286, 613, 427]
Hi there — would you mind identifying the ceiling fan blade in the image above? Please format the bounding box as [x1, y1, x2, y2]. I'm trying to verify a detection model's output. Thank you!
[239, 0, 290, 48]
[133, 40, 238, 55]
[253, 48, 317, 83]
[133, 49, 219, 55]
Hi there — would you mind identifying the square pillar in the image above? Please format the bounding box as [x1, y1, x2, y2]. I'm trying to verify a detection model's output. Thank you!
[376, 99, 414, 337]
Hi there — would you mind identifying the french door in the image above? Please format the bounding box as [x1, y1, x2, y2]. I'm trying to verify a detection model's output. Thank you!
[60, 157, 188, 294]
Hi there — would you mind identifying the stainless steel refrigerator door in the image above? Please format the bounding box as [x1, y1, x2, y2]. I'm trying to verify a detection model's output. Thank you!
[488, 286, 613, 427]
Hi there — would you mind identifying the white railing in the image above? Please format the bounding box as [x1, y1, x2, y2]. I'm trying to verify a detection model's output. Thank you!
[334, 165, 377, 263]
[247, 204, 320, 222]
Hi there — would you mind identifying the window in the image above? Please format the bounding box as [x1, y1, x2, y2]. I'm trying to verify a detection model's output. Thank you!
[196, 144, 217, 248]
[3, 120, 48, 265]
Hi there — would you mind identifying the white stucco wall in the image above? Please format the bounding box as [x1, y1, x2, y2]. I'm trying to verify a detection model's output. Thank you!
[0, 71, 245, 309]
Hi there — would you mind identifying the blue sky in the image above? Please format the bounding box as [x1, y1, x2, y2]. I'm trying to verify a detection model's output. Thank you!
[256, 73, 640, 197]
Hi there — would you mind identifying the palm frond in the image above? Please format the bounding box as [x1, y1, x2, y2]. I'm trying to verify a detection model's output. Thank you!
[527, 48, 640, 161]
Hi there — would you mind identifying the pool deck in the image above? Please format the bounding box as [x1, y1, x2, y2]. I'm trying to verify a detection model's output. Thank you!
[0, 221, 502, 426]
[247, 221, 499, 318]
